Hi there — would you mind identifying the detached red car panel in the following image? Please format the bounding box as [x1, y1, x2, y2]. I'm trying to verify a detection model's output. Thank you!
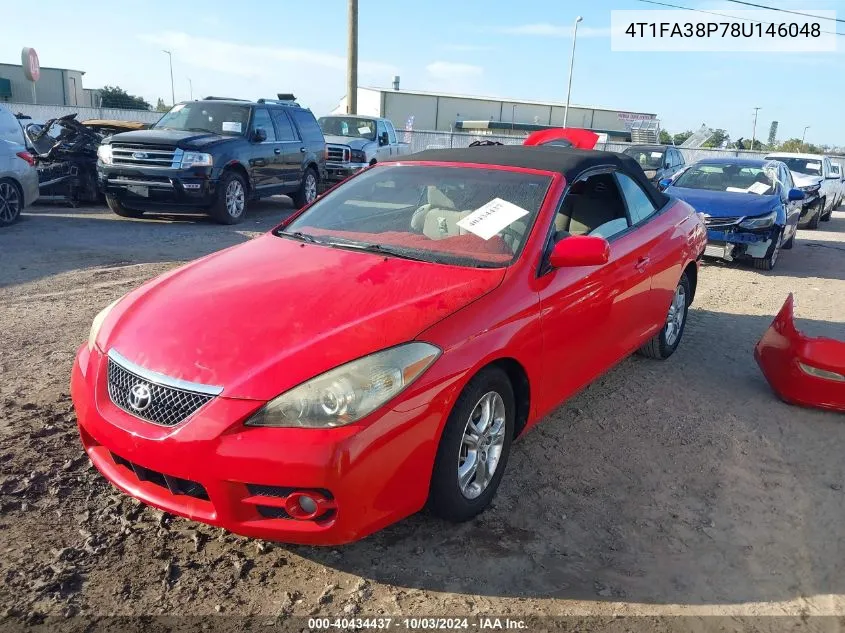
[71, 145, 706, 545]
[755, 294, 845, 413]
[523, 128, 600, 150]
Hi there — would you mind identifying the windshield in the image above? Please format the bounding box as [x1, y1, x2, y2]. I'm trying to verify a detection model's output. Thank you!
[154, 102, 250, 136]
[772, 157, 822, 177]
[673, 163, 776, 195]
[623, 148, 665, 170]
[318, 117, 377, 141]
[280, 165, 552, 268]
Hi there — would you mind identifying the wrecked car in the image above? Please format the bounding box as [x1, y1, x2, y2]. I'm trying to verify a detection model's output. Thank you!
[755, 294, 845, 413]
[660, 158, 803, 271]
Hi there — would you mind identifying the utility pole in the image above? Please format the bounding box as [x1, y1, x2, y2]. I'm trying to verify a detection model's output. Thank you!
[347, 0, 358, 114]
[750, 106, 761, 151]
[802, 126, 811, 151]
[563, 16, 583, 128]
[162, 50, 175, 105]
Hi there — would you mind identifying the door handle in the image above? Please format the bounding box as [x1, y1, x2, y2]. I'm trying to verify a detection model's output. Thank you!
[299, 147, 306, 153]
[274, 148, 281, 155]
[635, 256, 650, 271]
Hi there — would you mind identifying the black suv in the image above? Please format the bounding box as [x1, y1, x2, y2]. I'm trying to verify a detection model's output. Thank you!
[97, 96, 326, 224]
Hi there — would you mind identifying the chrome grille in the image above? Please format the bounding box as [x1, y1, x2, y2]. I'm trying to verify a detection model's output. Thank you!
[704, 215, 743, 228]
[111, 144, 179, 168]
[106, 352, 217, 427]
[327, 144, 350, 163]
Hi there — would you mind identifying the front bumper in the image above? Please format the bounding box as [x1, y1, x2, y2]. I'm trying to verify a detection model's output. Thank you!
[323, 161, 369, 184]
[704, 227, 776, 261]
[755, 294, 845, 413]
[71, 344, 456, 545]
[98, 164, 219, 211]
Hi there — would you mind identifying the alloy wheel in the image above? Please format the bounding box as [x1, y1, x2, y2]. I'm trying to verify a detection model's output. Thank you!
[305, 173, 317, 204]
[458, 391, 507, 500]
[225, 180, 245, 218]
[0, 182, 21, 223]
[664, 284, 687, 346]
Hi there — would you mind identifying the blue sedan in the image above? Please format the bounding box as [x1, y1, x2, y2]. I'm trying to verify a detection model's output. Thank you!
[660, 158, 804, 271]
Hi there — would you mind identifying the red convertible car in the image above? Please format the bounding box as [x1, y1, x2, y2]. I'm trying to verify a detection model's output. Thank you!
[71, 146, 707, 545]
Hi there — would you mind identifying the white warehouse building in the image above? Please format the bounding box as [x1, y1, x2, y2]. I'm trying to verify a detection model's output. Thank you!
[332, 84, 658, 141]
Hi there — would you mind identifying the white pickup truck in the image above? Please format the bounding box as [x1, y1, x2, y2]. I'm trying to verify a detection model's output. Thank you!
[317, 115, 410, 187]
[765, 152, 838, 226]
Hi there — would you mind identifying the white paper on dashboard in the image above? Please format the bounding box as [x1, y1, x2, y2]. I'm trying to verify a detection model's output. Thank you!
[807, 162, 821, 170]
[651, 152, 662, 158]
[457, 198, 530, 240]
[726, 187, 747, 193]
[222, 121, 242, 133]
[747, 182, 771, 195]
[358, 126, 372, 135]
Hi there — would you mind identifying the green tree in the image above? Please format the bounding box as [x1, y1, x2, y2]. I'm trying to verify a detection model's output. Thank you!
[155, 98, 170, 112]
[658, 129, 672, 144]
[99, 85, 151, 111]
[673, 130, 694, 146]
[777, 138, 821, 153]
[703, 129, 729, 148]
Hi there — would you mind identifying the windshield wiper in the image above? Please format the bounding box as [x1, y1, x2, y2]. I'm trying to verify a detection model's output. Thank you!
[324, 240, 430, 262]
[280, 231, 320, 244]
[185, 127, 215, 134]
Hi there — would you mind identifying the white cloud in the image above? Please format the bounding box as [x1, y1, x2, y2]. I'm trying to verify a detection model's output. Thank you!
[138, 31, 396, 78]
[496, 23, 612, 37]
[440, 44, 494, 52]
[425, 61, 484, 80]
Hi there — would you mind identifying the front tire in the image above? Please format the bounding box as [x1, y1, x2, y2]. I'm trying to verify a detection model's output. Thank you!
[753, 229, 782, 271]
[210, 170, 247, 225]
[428, 367, 515, 523]
[105, 194, 145, 219]
[292, 168, 318, 210]
[0, 178, 23, 226]
[638, 271, 691, 360]
[807, 202, 821, 229]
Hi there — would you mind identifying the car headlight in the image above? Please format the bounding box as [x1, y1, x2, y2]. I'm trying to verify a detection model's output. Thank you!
[180, 152, 213, 168]
[800, 183, 821, 194]
[739, 210, 777, 229]
[246, 342, 441, 428]
[97, 144, 113, 165]
[88, 298, 121, 351]
[350, 149, 367, 163]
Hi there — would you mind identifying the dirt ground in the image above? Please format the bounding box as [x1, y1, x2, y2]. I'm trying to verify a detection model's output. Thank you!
[1, 199, 844, 629]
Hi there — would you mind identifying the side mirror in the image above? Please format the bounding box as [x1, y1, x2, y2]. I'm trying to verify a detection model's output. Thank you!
[787, 188, 805, 201]
[379, 132, 389, 146]
[252, 127, 267, 143]
[549, 235, 610, 268]
[657, 178, 672, 191]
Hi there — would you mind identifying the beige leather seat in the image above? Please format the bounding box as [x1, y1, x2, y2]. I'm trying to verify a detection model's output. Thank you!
[555, 190, 623, 236]
[410, 186, 474, 240]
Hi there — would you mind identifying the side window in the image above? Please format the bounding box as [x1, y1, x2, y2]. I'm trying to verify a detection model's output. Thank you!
[554, 172, 631, 240]
[676, 150, 685, 168]
[376, 120, 388, 145]
[386, 121, 397, 144]
[780, 165, 794, 191]
[615, 172, 658, 225]
[251, 108, 276, 142]
[289, 109, 324, 144]
[271, 109, 298, 142]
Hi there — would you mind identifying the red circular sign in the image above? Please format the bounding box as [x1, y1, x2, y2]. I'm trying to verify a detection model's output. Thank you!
[21, 47, 40, 82]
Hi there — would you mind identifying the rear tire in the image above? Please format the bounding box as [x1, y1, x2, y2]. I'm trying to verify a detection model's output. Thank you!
[105, 194, 145, 219]
[209, 170, 247, 225]
[753, 230, 782, 271]
[0, 178, 22, 226]
[292, 168, 318, 210]
[808, 202, 821, 229]
[428, 366, 515, 523]
[638, 271, 691, 360]
[782, 231, 794, 250]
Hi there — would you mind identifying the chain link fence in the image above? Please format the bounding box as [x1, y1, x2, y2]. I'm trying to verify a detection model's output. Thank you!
[3, 102, 163, 125]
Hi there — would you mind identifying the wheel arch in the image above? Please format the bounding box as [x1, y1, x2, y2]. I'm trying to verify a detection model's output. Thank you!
[683, 260, 698, 305]
[485, 357, 531, 439]
[222, 161, 251, 193]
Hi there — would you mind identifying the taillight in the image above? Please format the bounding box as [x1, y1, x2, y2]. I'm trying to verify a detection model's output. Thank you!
[16, 151, 35, 167]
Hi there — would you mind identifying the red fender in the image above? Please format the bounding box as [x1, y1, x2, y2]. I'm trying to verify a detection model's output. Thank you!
[754, 294, 845, 413]
[523, 128, 599, 149]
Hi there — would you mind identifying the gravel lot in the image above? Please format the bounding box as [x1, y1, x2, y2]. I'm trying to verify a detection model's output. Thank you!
[1, 200, 843, 628]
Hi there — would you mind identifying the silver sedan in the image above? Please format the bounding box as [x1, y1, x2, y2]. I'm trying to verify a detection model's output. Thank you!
[0, 140, 39, 226]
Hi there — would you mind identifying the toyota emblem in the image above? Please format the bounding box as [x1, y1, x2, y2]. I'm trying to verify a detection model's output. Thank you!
[127, 383, 152, 411]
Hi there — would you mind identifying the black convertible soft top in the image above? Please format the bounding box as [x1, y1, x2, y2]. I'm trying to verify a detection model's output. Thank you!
[391, 145, 669, 208]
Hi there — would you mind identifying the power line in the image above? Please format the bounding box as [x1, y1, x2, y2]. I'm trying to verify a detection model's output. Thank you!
[723, 0, 845, 24]
[634, 0, 844, 36]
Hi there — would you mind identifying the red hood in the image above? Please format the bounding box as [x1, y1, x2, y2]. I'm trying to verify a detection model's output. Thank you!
[99, 234, 505, 400]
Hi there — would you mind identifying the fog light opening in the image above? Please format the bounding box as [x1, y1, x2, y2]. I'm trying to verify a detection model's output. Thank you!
[285, 492, 323, 520]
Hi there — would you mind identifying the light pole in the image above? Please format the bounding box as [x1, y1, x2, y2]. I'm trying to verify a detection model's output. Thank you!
[802, 125, 810, 151]
[563, 16, 583, 129]
[347, 0, 358, 114]
[162, 50, 175, 106]
[751, 106, 761, 151]
[188, 77, 193, 100]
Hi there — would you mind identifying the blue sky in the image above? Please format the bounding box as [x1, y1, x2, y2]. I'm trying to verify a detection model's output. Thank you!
[3, 0, 843, 144]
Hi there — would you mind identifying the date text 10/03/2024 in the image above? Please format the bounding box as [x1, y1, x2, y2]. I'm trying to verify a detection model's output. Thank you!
[307, 617, 528, 630]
